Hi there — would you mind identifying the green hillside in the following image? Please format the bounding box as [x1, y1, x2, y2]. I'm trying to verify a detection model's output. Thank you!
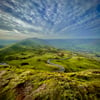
[0, 38, 100, 100]
[0, 38, 52, 61]
[0, 67, 100, 100]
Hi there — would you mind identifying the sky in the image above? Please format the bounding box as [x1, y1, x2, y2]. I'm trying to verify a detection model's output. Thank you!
[0, 0, 100, 39]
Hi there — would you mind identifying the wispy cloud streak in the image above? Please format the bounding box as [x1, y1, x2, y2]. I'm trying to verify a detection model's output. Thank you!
[0, 0, 100, 39]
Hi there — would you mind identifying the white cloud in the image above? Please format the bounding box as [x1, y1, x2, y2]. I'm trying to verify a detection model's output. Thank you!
[0, 0, 99, 39]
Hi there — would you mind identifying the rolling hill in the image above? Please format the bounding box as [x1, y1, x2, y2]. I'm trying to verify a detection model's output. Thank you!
[0, 38, 100, 100]
[0, 38, 100, 53]
[0, 38, 54, 61]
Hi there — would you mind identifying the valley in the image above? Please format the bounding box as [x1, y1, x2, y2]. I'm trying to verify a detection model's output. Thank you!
[0, 38, 100, 100]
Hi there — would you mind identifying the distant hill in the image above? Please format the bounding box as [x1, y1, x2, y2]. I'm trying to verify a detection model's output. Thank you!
[45, 39, 100, 53]
[0, 38, 54, 61]
[0, 38, 100, 58]
[0, 38, 100, 53]
[17, 38, 50, 47]
[0, 38, 50, 50]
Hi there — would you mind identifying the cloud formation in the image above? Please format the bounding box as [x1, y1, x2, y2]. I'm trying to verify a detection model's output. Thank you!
[0, 0, 100, 39]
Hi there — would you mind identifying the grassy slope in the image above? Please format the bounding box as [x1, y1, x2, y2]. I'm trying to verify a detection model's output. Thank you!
[51, 54, 100, 72]
[1, 49, 100, 72]
[0, 38, 53, 61]
[0, 49, 100, 100]
[0, 67, 100, 100]
[0, 39, 100, 100]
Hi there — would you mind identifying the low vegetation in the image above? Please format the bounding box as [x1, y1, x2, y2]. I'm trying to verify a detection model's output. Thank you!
[0, 38, 100, 100]
[0, 66, 100, 100]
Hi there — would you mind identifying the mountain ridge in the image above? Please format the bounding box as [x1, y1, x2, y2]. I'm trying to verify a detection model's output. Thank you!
[0, 38, 100, 53]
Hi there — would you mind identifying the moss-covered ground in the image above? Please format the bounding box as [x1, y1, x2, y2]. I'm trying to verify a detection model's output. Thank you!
[0, 67, 100, 100]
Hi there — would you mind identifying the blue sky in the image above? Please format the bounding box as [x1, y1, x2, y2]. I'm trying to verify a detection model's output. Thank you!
[0, 0, 100, 39]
